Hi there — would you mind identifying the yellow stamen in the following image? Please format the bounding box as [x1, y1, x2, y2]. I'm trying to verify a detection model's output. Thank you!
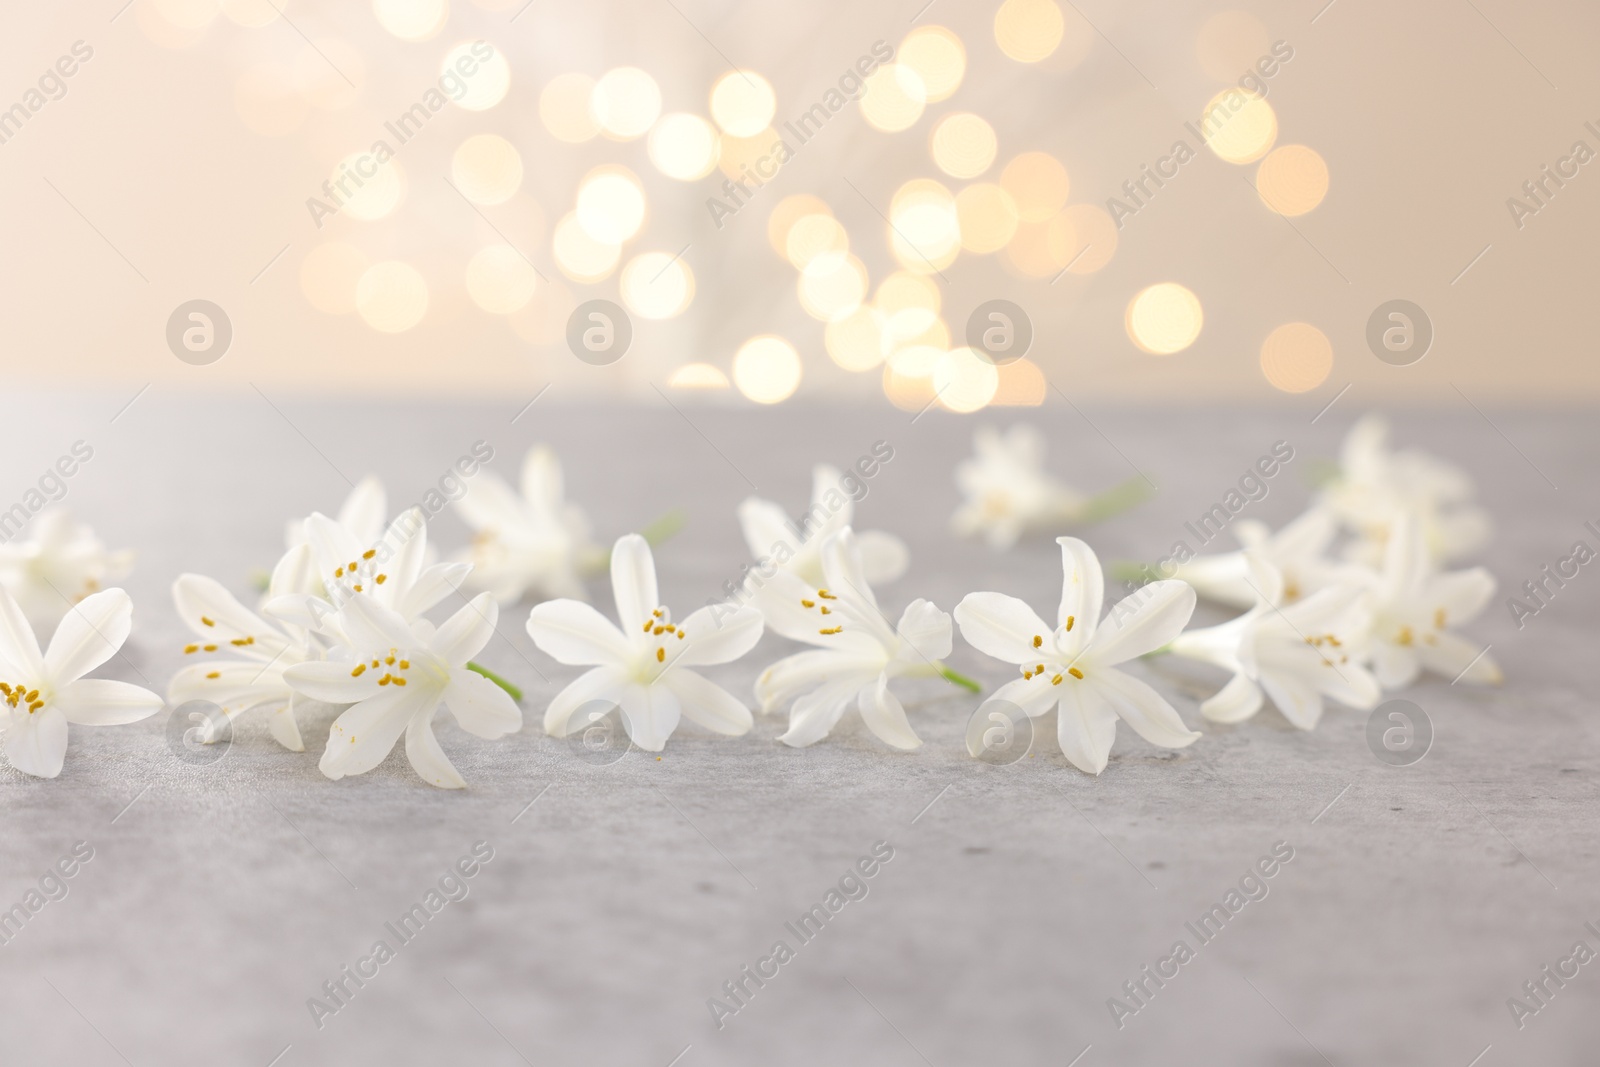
[351, 664, 366, 677]
[1067, 667, 1083, 679]
[201, 616, 215, 627]
[1052, 674, 1063, 684]
[1397, 626, 1414, 646]
[643, 620, 654, 633]
[378, 675, 391, 686]
[820, 606, 831, 615]
[206, 671, 220, 680]
[334, 567, 344, 578]
[1032, 635, 1042, 648]
[819, 626, 843, 635]
[184, 644, 198, 654]
[392, 677, 406, 686]
[353, 584, 363, 592]
[375, 574, 387, 584]
[1065, 615, 1075, 631]
[398, 659, 409, 669]
[203, 644, 217, 652]
[800, 599, 814, 608]
[656, 647, 665, 662]
[817, 590, 836, 600]
[362, 549, 376, 560]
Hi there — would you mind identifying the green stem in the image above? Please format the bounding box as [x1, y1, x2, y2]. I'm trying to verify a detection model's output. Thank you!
[640, 508, 687, 547]
[1107, 560, 1153, 585]
[936, 663, 982, 693]
[1077, 476, 1154, 524]
[467, 662, 522, 702]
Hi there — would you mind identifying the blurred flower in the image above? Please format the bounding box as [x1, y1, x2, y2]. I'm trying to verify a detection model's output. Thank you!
[1168, 507, 1365, 609]
[739, 464, 909, 592]
[1366, 515, 1500, 689]
[0, 586, 161, 779]
[955, 537, 1199, 774]
[455, 446, 599, 605]
[0, 510, 132, 630]
[528, 534, 763, 752]
[755, 527, 966, 750]
[286, 475, 387, 550]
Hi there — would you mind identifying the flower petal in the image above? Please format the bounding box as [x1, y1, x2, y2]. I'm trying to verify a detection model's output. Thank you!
[338, 476, 388, 545]
[4, 704, 67, 778]
[1056, 537, 1105, 652]
[168, 661, 291, 711]
[430, 593, 499, 666]
[615, 681, 680, 752]
[751, 570, 832, 645]
[1055, 681, 1119, 775]
[737, 497, 798, 563]
[284, 660, 381, 705]
[304, 512, 365, 581]
[521, 446, 566, 507]
[858, 674, 921, 750]
[0, 584, 43, 679]
[1087, 580, 1196, 667]
[894, 599, 952, 664]
[405, 715, 467, 789]
[672, 604, 763, 667]
[269, 699, 305, 751]
[320, 687, 428, 780]
[455, 471, 527, 533]
[1372, 640, 1421, 690]
[43, 588, 132, 684]
[1088, 667, 1200, 749]
[1429, 567, 1496, 625]
[856, 530, 910, 585]
[173, 574, 276, 642]
[953, 592, 1052, 666]
[543, 665, 628, 736]
[986, 673, 1061, 719]
[1258, 670, 1324, 730]
[268, 543, 320, 600]
[820, 528, 876, 611]
[610, 534, 659, 635]
[1417, 630, 1501, 685]
[444, 669, 522, 739]
[664, 669, 752, 736]
[395, 562, 472, 620]
[756, 650, 876, 713]
[52, 679, 163, 725]
[338, 593, 416, 654]
[526, 599, 631, 665]
[1201, 672, 1264, 723]
[778, 680, 858, 747]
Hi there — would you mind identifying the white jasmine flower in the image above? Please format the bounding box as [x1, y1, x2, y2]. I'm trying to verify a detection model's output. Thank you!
[1168, 556, 1380, 730]
[1366, 515, 1501, 688]
[455, 446, 600, 605]
[283, 592, 521, 788]
[0, 585, 161, 779]
[528, 534, 763, 752]
[0, 510, 133, 630]
[954, 537, 1200, 775]
[754, 527, 969, 750]
[1322, 415, 1490, 565]
[952, 425, 1148, 550]
[167, 544, 324, 752]
[285, 475, 387, 551]
[738, 464, 909, 591]
[1168, 507, 1367, 610]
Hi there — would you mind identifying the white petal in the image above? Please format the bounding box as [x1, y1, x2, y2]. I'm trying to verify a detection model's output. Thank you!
[341, 593, 417, 653]
[858, 674, 921, 750]
[756, 650, 876, 713]
[268, 543, 320, 600]
[1055, 681, 1119, 775]
[338, 476, 389, 546]
[1429, 568, 1496, 624]
[672, 604, 763, 667]
[1258, 670, 1324, 730]
[1056, 537, 1106, 646]
[443, 670, 522, 739]
[820, 527, 876, 610]
[168, 661, 290, 711]
[1417, 631, 1501, 685]
[1201, 672, 1264, 723]
[395, 562, 472, 620]
[0, 584, 43, 679]
[616, 681, 680, 752]
[382, 508, 430, 593]
[526, 600, 631, 665]
[986, 674, 1062, 719]
[1087, 580, 1196, 667]
[522, 446, 566, 506]
[894, 599, 952, 664]
[52, 679, 163, 725]
[269, 699, 305, 751]
[664, 669, 752, 736]
[856, 530, 910, 585]
[1171, 551, 1253, 609]
[1088, 667, 1200, 748]
[737, 497, 798, 562]
[1316, 660, 1383, 710]
[304, 512, 365, 580]
[778, 680, 858, 747]
[455, 471, 527, 533]
[405, 715, 467, 789]
[320, 687, 428, 780]
[751, 571, 834, 645]
[173, 574, 275, 640]
[543, 665, 628, 736]
[4, 704, 68, 778]
[609, 534, 659, 635]
[430, 593, 499, 666]
[953, 593, 1052, 665]
[44, 588, 132, 684]
[1372, 640, 1421, 690]
[284, 661, 381, 705]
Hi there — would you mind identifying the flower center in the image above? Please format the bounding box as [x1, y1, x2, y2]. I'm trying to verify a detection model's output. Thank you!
[796, 589, 842, 636]
[350, 647, 426, 687]
[0, 681, 44, 714]
[1303, 633, 1351, 665]
[635, 605, 687, 678]
[328, 549, 390, 600]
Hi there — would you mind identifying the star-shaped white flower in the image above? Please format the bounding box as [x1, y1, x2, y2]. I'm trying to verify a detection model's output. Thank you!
[1366, 515, 1501, 689]
[1321, 415, 1490, 565]
[755, 527, 955, 750]
[284, 592, 521, 788]
[0, 585, 162, 779]
[1169, 555, 1380, 730]
[456, 446, 599, 605]
[955, 537, 1200, 774]
[285, 475, 387, 551]
[738, 465, 909, 592]
[0, 510, 133, 630]
[528, 534, 763, 752]
[1169, 507, 1367, 610]
[167, 544, 324, 752]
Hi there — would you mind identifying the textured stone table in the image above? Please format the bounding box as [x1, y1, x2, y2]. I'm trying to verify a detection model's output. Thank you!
[1, 390, 1592, 1066]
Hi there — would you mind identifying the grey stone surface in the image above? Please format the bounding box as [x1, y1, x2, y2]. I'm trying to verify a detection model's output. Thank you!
[1, 390, 1593, 1066]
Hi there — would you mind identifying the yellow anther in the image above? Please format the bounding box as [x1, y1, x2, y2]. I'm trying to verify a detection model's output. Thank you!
[1033, 635, 1042, 648]
[1397, 626, 1414, 646]
[654, 626, 665, 635]
[1035, 664, 1043, 675]
[375, 574, 387, 584]
[820, 606, 831, 615]
[819, 626, 843, 635]
[201, 616, 215, 627]
[392, 677, 406, 686]
[353, 584, 363, 592]
[348, 560, 358, 571]
[652, 608, 663, 618]
[378, 675, 391, 686]
[386, 655, 395, 665]
[643, 620, 654, 633]
[351, 664, 367, 677]
[362, 549, 376, 560]
[818, 590, 836, 600]
[1052, 674, 1063, 685]
[677, 631, 685, 640]
[398, 659, 409, 669]
[1067, 667, 1084, 679]
[184, 644, 198, 654]
[206, 672, 220, 679]
[1066, 615, 1075, 632]
[656, 647, 665, 662]
[1023, 670, 1033, 680]
[334, 567, 344, 578]
[801, 599, 815, 608]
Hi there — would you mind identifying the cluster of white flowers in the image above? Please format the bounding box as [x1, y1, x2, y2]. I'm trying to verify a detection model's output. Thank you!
[0, 414, 1500, 785]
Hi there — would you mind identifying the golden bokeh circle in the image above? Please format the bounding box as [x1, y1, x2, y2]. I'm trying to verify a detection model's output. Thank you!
[1256, 144, 1329, 216]
[1126, 283, 1204, 355]
[1260, 322, 1333, 392]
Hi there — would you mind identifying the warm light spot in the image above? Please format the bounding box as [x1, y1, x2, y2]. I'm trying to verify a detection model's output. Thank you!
[1048, 203, 1118, 274]
[956, 183, 1019, 254]
[668, 363, 730, 389]
[295, 40, 364, 110]
[826, 308, 889, 372]
[883, 364, 938, 411]
[1126, 283, 1203, 355]
[300, 243, 370, 316]
[356, 261, 429, 333]
[1260, 322, 1333, 393]
[468, 0, 517, 8]
[887, 344, 943, 378]
[798, 255, 868, 322]
[372, 0, 447, 41]
[541, 74, 600, 143]
[576, 166, 646, 244]
[451, 134, 522, 204]
[768, 195, 832, 257]
[891, 317, 951, 356]
[785, 214, 849, 274]
[733, 336, 802, 404]
[335, 153, 405, 221]
[1201, 89, 1277, 164]
[221, 0, 281, 28]
[935, 348, 1000, 413]
[138, 1, 207, 47]
[860, 65, 927, 133]
[710, 71, 776, 137]
[717, 127, 785, 180]
[931, 113, 997, 179]
[992, 358, 1048, 406]
[552, 212, 621, 283]
[1256, 145, 1329, 216]
[153, 0, 217, 29]
[1003, 221, 1058, 279]
[445, 41, 510, 111]
[1001, 152, 1069, 222]
[899, 26, 966, 102]
[465, 245, 539, 314]
[1196, 10, 1271, 82]
[875, 272, 941, 342]
[649, 113, 720, 180]
[621, 252, 695, 320]
[592, 67, 661, 140]
[995, 0, 1064, 63]
[889, 179, 960, 270]
[235, 64, 307, 136]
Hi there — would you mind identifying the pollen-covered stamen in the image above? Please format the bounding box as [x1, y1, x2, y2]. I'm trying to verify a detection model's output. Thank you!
[326, 551, 392, 602]
[656, 647, 665, 663]
[1065, 616, 1075, 632]
[1067, 667, 1084, 679]
[817, 590, 836, 600]
[1032, 634, 1043, 648]
[819, 626, 843, 635]
[1052, 674, 1063, 685]
[0, 681, 43, 713]
[370, 647, 414, 687]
